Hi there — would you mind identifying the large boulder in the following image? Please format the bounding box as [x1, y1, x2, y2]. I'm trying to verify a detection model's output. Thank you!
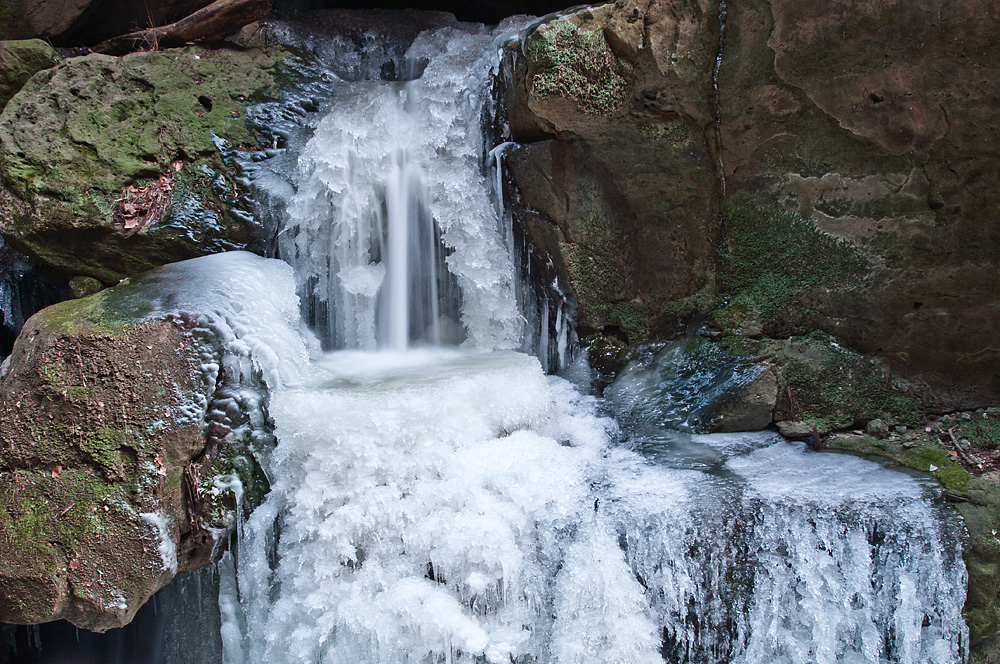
[0, 45, 298, 283]
[604, 336, 777, 433]
[0, 251, 304, 631]
[505, 0, 1000, 409]
[0, 39, 56, 112]
[503, 0, 720, 341]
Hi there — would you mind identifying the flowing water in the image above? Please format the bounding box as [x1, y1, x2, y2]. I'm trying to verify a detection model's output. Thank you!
[208, 16, 970, 664]
[0, 13, 969, 664]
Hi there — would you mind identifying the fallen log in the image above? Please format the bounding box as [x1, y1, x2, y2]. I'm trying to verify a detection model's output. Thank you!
[92, 0, 271, 55]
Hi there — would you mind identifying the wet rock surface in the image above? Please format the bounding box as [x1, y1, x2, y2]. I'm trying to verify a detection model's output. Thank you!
[0, 45, 301, 283]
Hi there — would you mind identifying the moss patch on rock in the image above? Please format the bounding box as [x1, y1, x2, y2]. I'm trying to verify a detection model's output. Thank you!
[0, 39, 56, 111]
[525, 19, 632, 116]
[715, 195, 870, 329]
[561, 207, 644, 338]
[767, 334, 922, 433]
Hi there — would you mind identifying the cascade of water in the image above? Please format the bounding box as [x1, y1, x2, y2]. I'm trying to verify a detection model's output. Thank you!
[276, 23, 523, 352]
[215, 15, 969, 664]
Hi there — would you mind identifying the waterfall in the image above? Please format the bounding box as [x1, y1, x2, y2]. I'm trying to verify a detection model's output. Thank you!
[203, 16, 970, 664]
[275, 25, 523, 352]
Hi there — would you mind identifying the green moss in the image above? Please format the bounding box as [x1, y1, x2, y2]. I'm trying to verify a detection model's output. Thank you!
[958, 477, 1000, 651]
[561, 207, 654, 339]
[716, 195, 870, 325]
[526, 20, 631, 115]
[563, 208, 629, 315]
[608, 301, 649, 340]
[200, 441, 270, 528]
[78, 427, 128, 480]
[826, 435, 970, 490]
[33, 287, 153, 337]
[953, 415, 1000, 450]
[779, 336, 921, 432]
[0, 469, 125, 574]
[642, 121, 690, 145]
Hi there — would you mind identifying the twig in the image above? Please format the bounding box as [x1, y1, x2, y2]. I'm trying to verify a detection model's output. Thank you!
[946, 426, 982, 468]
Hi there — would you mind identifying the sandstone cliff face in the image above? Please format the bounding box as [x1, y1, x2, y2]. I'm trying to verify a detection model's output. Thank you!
[718, 0, 1000, 409]
[507, 0, 1000, 409]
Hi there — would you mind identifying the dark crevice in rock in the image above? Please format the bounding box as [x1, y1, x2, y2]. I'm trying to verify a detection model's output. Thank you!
[270, 0, 580, 25]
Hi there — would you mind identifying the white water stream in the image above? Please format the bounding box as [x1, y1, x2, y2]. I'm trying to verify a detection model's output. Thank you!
[201, 17, 970, 664]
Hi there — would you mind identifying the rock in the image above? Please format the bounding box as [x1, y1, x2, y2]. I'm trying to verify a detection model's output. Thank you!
[716, 0, 1000, 409]
[866, 418, 890, 439]
[604, 336, 776, 433]
[0, 45, 298, 282]
[710, 368, 777, 433]
[0, 252, 284, 631]
[68, 276, 102, 299]
[504, 0, 720, 340]
[0, 40, 56, 111]
[777, 420, 814, 439]
[1, 0, 213, 45]
[762, 335, 922, 434]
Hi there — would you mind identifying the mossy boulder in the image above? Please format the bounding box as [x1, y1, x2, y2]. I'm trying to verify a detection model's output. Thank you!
[505, 0, 720, 341]
[0, 259, 271, 631]
[0, 39, 56, 112]
[0, 45, 295, 283]
[760, 334, 923, 434]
